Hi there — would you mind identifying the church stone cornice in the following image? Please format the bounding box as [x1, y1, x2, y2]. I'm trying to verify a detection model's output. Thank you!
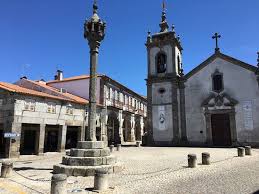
[185, 52, 258, 80]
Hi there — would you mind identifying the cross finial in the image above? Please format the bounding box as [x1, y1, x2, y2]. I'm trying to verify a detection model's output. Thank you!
[93, 0, 98, 14]
[212, 32, 221, 53]
[159, 0, 169, 32]
[162, 0, 166, 12]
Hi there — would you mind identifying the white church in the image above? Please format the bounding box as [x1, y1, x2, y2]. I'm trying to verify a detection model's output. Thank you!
[146, 5, 259, 147]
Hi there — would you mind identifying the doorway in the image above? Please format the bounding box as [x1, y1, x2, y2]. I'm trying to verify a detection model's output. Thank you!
[211, 114, 231, 146]
[22, 130, 37, 155]
[20, 124, 39, 155]
[45, 125, 59, 152]
[0, 126, 5, 156]
[66, 126, 78, 149]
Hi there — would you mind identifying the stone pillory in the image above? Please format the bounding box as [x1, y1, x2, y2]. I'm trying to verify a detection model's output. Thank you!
[53, 1, 122, 177]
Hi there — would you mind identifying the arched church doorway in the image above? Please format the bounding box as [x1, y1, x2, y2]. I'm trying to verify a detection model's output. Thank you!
[107, 113, 120, 145]
[211, 114, 231, 146]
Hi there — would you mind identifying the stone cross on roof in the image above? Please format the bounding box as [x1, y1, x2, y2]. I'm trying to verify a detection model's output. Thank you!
[212, 32, 221, 53]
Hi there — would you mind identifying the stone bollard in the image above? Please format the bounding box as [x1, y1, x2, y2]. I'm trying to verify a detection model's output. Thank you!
[65, 150, 70, 156]
[109, 145, 114, 153]
[116, 144, 121, 151]
[237, 147, 245, 157]
[94, 169, 109, 191]
[1, 160, 13, 178]
[245, 146, 252, 156]
[188, 154, 197, 168]
[136, 141, 141, 147]
[202, 152, 211, 165]
[51, 174, 67, 194]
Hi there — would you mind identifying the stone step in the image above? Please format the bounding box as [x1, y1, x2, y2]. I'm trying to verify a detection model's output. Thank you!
[70, 148, 110, 157]
[77, 141, 104, 149]
[53, 163, 124, 177]
[62, 155, 117, 166]
[53, 164, 112, 177]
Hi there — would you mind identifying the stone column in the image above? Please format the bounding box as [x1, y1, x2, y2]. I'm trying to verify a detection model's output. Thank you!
[36, 124, 46, 155]
[179, 79, 187, 143]
[58, 125, 67, 152]
[129, 114, 136, 142]
[100, 108, 108, 145]
[118, 110, 124, 143]
[86, 44, 99, 142]
[4, 121, 22, 158]
[229, 110, 237, 145]
[172, 77, 180, 144]
[78, 125, 85, 142]
[140, 116, 144, 141]
[146, 80, 154, 145]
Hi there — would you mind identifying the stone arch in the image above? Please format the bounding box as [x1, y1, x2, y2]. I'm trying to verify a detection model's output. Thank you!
[156, 52, 167, 74]
[107, 111, 120, 145]
[135, 116, 142, 141]
[123, 114, 131, 142]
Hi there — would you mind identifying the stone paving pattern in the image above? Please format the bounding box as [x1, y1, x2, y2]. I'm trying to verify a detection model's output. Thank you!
[0, 147, 259, 194]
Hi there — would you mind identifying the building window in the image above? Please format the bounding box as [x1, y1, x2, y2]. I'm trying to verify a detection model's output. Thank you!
[110, 88, 113, 100]
[129, 97, 131, 106]
[24, 99, 36, 111]
[119, 93, 124, 103]
[66, 107, 73, 115]
[212, 70, 224, 92]
[0, 99, 3, 106]
[47, 103, 56, 114]
[156, 52, 167, 73]
[125, 95, 128, 105]
[106, 86, 110, 99]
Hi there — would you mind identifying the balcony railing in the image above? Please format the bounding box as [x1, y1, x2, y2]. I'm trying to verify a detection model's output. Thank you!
[106, 99, 146, 116]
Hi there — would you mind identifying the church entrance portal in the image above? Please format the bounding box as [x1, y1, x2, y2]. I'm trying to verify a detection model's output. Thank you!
[211, 114, 231, 146]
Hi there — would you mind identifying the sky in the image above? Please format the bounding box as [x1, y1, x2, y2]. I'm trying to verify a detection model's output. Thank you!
[0, 0, 259, 96]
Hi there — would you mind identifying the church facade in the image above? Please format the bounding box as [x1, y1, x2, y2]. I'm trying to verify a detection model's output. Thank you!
[146, 7, 259, 147]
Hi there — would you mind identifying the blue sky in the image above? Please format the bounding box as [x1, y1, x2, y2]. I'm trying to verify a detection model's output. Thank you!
[0, 0, 258, 96]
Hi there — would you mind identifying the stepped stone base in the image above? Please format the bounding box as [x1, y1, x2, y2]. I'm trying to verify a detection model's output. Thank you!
[53, 141, 123, 177]
[53, 163, 124, 177]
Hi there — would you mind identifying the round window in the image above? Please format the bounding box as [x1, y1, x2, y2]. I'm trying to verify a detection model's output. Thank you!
[158, 88, 166, 94]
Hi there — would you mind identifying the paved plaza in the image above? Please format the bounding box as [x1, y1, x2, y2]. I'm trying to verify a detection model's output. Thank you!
[0, 147, 259, 194]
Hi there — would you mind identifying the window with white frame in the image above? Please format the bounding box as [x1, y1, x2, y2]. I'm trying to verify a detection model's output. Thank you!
[24, 99, 36, 111]
[132, 98, 135, 107]
[114, 90, 118, 101]
[129, 97, 131, 106]
[106, 86, 110, 99]
[119, 93, 124, 103]
[110, 88, 113, 100]
[66, 106, 73, 115]
[125, 95, 128, 105]
[47, 102, 56, 114]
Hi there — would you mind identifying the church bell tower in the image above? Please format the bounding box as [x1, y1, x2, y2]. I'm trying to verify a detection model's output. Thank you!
[146, 2, 187, 146]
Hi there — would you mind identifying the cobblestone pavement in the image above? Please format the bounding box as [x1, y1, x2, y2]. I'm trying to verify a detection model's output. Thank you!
[0, 147, 258, 194]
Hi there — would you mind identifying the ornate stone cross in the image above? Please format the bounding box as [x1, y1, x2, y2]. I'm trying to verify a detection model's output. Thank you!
[212, 33, 221, 52]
